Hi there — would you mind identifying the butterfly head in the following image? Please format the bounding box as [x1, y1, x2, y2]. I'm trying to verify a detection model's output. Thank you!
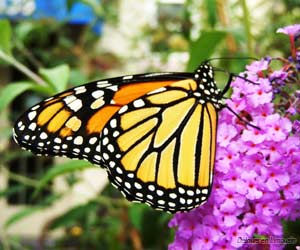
[193, 61, 222, 109]
[194, 61, 215, 84]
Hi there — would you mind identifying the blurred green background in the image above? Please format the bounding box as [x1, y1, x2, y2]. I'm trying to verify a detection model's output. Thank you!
[0, 0, 299, 250]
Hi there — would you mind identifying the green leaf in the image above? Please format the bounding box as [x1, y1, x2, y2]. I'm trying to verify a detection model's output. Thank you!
[0, 81, 36, 113]
[0, 185, 25, 198]
[39, 64, 70, 93]
[49, 201, 99, 230]
[30, 84, 56, 96]
[5, 206, 44, 228]
[15, 22, 35, 41]
[0, 19, 12, 54]
[129, 204, 148, 231]
[204, 0, 217, 28]
[4, 194, 60, 228]
[186, 30, 227, 71]
[34, 160, 93, 197]
[69, 69, 88, 86]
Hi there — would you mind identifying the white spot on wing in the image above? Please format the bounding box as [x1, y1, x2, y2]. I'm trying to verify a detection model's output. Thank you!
[54, 138, 62, 144]
[110, 119, 117, 128]
[106, 85, 118, 91]
[40, 132, 48, 139]
[74, 136, 83, 145]
[28, 123, 37, 131]
[118, 105, 128, 114]
[94, 155, 101, 161]
[134, 182, 142, 189]
[89, 137, 97, 144]
[116, 167, 123, 174]
[107, 144, 114, 152]
[45, 97, 54, 102]
[136, 192, 143, 198]
[123, 75, 133, 80]
[204, 89, 211, 95]
[202, 189, 208, 194]
[147, 194, 153, 200]
[168, 202, 176, 207]
[103, 152, 109, 160]
[102, 137, 109, 145]
[92, 90, 104, 99]
[31, 105, 40, 111]
[156, 190, 164, 196]
[169, 193, 177, 199]
[97, 80, 109, 86]
[28, 111, 37, 121]
[148, 87, 166, 95]
[113, 131, 119, 137]
[84, 147, 91, 153]
[133, 99, 145, 108]
[64, 95, 77, 104]
[75, 86, 86, 94]
[187, 190, 194, 196]
[125, 182, 131, 188]
[68, 99, 82, 112]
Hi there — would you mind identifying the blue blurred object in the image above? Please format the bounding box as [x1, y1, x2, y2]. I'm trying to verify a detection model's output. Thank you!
[0, 0, 102, 35]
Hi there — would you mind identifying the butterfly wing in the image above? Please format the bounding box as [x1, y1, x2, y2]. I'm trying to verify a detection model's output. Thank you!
[13, 74, 189, 166]
[101, 78, 218, 212]
[13, 62, 221, 213]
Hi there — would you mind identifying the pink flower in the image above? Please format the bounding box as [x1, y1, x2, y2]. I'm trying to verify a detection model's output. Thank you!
[277, 24, 300, 59]
[276, 24, 300, 36]
[169, 25, 300, 250]
[246, 59, 269, 74]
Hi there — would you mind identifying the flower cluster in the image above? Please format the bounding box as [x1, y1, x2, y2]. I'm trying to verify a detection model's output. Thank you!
[169, 24, 300, 250]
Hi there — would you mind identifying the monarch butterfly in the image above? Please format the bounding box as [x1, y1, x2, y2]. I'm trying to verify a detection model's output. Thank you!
[13, 61, 229, 213]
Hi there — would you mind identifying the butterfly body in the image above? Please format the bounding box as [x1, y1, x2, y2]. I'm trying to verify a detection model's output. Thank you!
[13, 61, 223, 213]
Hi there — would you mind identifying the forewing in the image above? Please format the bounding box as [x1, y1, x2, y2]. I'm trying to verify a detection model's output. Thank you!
[13, 77, 179, 166]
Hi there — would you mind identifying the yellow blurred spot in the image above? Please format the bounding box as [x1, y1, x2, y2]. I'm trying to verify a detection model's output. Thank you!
[70, 226, 83, 237]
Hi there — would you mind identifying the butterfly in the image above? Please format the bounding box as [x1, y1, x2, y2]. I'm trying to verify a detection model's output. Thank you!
[13, 61, 226, 213]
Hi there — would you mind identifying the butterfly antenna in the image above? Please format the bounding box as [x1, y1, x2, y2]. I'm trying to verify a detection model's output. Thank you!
[205, 56, 259, 63]
[214, 68, 260, 92]
[206, 58, 261, 131]
[205, 57, 260, 92]
[225, 105, 260, 130]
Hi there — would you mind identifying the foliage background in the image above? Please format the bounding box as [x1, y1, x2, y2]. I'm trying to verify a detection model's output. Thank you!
[0, 0, 299, 249]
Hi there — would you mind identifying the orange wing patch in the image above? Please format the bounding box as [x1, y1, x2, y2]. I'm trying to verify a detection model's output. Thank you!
[37, 102, 64, 126]
[113, 81, 175, 105]
[87, 106, 120, 134]
[47, 109, 72, 133]
[87, 81, 177, 134]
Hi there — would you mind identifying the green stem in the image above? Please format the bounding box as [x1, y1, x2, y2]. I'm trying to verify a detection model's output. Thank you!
[0, 231, 11, 250]
[240, 0, 253, 55]
[94, 195, 130, 206]
[0, 50, 48, 86]
[289, 35, 297, 60]
[2, 166, 40, 187]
